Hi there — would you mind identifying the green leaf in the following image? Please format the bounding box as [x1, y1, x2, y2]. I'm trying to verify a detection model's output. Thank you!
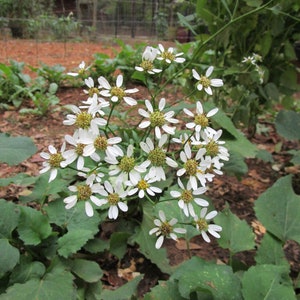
[0, 134, 37, 165]
[71, 259, 103, 283]
[223, 150, 248, 178]
[171, 257, 242, 299]
[275, 110, 300, 140]
[254, 175, 300, 244]
[255, 233, 289, 267]
[110, 232, 130, 260]
[0, 173, 37, 187]
[100, 274, 143, 300]
[130, 202, 172, 274]
[0, 239, 20, 278]
[0, 199, 20, 239]
[0, 266, 75, 300]
[241, 265, 295, 300]
[58, 229, 95, 258]
[85, 282, 103, 300]
[17, 206, 52, 246]
[215, 205, 255, 254]
[144, 280, 186, 300]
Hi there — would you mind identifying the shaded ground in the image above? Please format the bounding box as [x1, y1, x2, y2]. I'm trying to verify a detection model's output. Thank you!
[0, 39, 299, 295]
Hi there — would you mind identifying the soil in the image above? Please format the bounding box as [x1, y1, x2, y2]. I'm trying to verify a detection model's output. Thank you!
[0, 39, 300, 296]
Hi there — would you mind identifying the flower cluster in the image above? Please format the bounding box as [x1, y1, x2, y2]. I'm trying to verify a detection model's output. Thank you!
[40, 44, 228, 249]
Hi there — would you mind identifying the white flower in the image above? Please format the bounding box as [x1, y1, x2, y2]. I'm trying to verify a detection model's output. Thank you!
[107, 144, 148, 185]
[83, 77, 100, 99]
[80, 131, 123, 162]
[170, 178, 208, 217]
[172, 133, 190, 145]
[241, 56, 256, 65]
[98, 74, 138, 106]
[184, 101, 218, 133]
[126, 174, 162, 199]
[40, 143, 66, 182]
[77, 166, 105, 185]
[177, 143, 206, 190]
[135, 46, 162, 74]
[63, 182, 105, 217]
[138, 98, 178, 139]
[95, 181, 128, 220]
[192, 66, 223, 95]
[67, 61, 90, 77]
[156, 44, 185, 64]
[194, 208, 222, 243]
[140, 135, 178, 181]
[149, 210, 186, 249]
[63, 104, 107, 135]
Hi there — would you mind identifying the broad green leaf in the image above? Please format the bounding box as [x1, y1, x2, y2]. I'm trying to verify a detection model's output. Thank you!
[85, 282, 103, 300]
[0, 134, 37, 165]
[215, 205, 255, 254]
[0, 266, 75, 300]
[130, 202, 172, 274]
[84, 237, 110, 254]
[275, 110, 300, 140]
[0, 173, 37, 187]
[0, 239, 20, 278]
[241, 265, 295, 300]
[57, 229, 95, 258]
[0, 199, 20, 239]
[144, 280, 186, 300]
[17, 206, 52, 246]
[171, 257, 242, 299]
[255, 175, 300, 244]
[223, 150, 248, 178]
[9, 257, 45, 284]
[71, 259, 103, 283]
[100, 274, 143, 300]
[110, 232, 130, 260]
[255, 232, 289, 267]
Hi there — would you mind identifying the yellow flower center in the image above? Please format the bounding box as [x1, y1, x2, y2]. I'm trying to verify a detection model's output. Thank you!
[194, 114, 209, 128]
[75, 112, 93, 129]
[137, 179, 149, 190]
[94, 136, 108, 150]
[75, 143, 85, 156]
[140, 60, 154, 72]
[184, 159, 198, 176]
[161, 51, 175, 62]
[199, 75, 211, 88]
[119, 156, 135, 173]
[150, 111, 165, 127]
[148, 147, 166, 166]
[77, 185, 92, 201]
[88, 87, 99, 97]
[205, 140, 219, 157]
[107, 193, 119, 205]
[111, 86, 125, 100]
[49, 153, 64, 168]
[160, 221, 173, 236]
[181, 189, 193, 203]
[195, 218, 208, 231]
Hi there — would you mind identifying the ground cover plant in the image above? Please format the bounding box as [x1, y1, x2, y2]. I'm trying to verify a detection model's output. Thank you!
[0, 1, 300, 299]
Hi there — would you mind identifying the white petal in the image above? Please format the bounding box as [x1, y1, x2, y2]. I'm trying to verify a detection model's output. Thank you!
[206, 210, 218, 220]
[159, 98, 166, 111]
[206, 66, 214, 77]
[116, 74, 123, 87]
[85, 201, 94, 217]
[155, 235, 164, 249]
[118, 201, 128, 212]
[207, 107, 218, 117]
[192, 69, 200, 80]
[201, 231, 211, 243]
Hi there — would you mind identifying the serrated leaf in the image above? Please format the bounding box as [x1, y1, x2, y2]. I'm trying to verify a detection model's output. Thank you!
[171, 257, 242, 299]
[0, 266, 75, 300]
[215, 205, 255, 254]
[0, 239, 20, 278]
[275, 110, 300, 140]
[241, 265, 295, 300]
[255, 232, 289, 267]
[144, 280, 186, 300]
[254, 175, 300, 244]
[58, 229, 94, 258]
[0, 199, 20, 239]
[17, 206, 52, 246]
[100, 274, 143, 300]
[0, 134, 37, 165]
[71, 259, 103, 283]
[130, 202, 172, 274]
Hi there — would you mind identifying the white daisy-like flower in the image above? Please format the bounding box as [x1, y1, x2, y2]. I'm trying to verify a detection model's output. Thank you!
[63, 104, 107, 135]
[192, 66, 223, 95]
[156, 44, 185, 64]
[194, 207, 222, 243]
[80, 130, 123, 162]
[40, 143, 66, 182]
[77, 166, 105, 185]
[83, 77, 100, 99]
[177, 142, 206, 190]
[98, 74, 138, 106]
[183, 101, 218, 133]
[95, 181, 128, 220]
[126, 174, 162, 199]
[138, 98, 178, 139]
[135, 46, 162, 74]
[67, 61, 90, 77]
[140, 134, 178, 181]
[170, 178, 208, 217]
[63, 182, 105, 217]
[172, 133, 190, 145]
[107, 144, 148, 185]
[63, 129, 86, 170]
[241, 56, 256, 65]
[149, 210, 186, 249]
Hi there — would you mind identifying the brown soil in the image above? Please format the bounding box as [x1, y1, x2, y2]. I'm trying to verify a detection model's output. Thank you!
[0, 39, 299, 296]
